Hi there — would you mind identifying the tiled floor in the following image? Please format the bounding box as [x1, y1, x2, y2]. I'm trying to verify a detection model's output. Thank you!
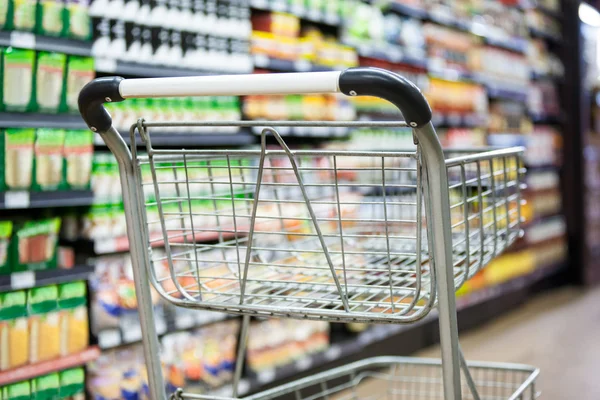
[417, 286, 600, 399]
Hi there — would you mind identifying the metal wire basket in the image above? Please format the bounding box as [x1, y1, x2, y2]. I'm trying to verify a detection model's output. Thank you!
[135, 121, 524, 324]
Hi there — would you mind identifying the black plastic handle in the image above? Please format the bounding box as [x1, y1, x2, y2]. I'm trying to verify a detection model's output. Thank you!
[78, 76, 125, 132]
[339, 67, 432, 128]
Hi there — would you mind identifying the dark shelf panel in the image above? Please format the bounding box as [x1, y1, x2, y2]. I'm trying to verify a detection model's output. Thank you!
[240, 262, 566, 396]
[530, 113, 564, 125]
[0, 190, 95, 209]
[480, 35, 528, 54]
[529, 27, 562, 44]
[354, 42, 428, 69]
[0, 112, 86, 129]
[253, 54, 337, 72]
[249, 125, 351, 138]
[95, 59, 224, 77]
[0, 31, 91, 56]
[94, 129, 257, 147]
[250, 0, 341, 26]
[388, 2, 429, 19]
[0, 265, 95, 293]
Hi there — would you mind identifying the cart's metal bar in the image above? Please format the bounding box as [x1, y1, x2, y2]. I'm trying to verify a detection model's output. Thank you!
[333, 156, 350, 302]
[141, 120, 409, 128]
[232, 314, 250, 398]
[380, 156, 396, 313]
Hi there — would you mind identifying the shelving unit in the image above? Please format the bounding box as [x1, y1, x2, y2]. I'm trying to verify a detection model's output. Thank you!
[0, 265, 95, 292]
[0, 190, 95, 209]
[0, 31, 91, 56]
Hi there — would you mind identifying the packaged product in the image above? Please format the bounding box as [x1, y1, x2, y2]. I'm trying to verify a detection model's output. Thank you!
[0, 291, 29, 370]
[12, 0, 35, 31]
[0, 221, 13, 275]
[31, 372, 60, 399]
[3, 129, 35, 190]
[58, 281, 88, 355]
[0, 0, 12, 30]
[66, 0, 90, 39]
[64, 56, 94, 112]
[28, 285, 60, 363]
[2, 48, 35, 111]
[34, 129, 66, 191]
[13, 217, 61, 272]
[64, 130, 93, 189]
[59, 368, 86, 398]
[36, 0, 65, 36]
[1, 381, 30, 400]
[36, 52, 67, 113]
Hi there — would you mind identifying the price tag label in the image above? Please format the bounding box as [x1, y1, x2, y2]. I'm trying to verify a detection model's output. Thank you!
[95, 58, 117, 73]
[155, 316, 167, 334]
[93, 134, 105, 146]
[257, 369, 275, 384]
[294, 59, 311, 72]
[253, 54, 269, 68]
[290, 4, 305, 16]
[272, 0, 286, 11]
[295, 357, 312, 370]
[5, 191, 30, 209]
[324, 345, 342, 361]
[98, 329, 121, 349]
[324, 14, 339, 25]
[10, 271, 35, 290]
[308, 9, 321, 21]
[237, 379, 250, 395]
[10, 31, 35, 49]
[123, 323, 142, 343]
[251, 0, 268, 8]
[388, 46, 403, 62]
[175, 313, 195, 329]
[95, 239, 117, 254]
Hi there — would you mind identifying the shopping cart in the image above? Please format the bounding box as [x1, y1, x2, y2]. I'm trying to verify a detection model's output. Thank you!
[79, 67, 539, 400]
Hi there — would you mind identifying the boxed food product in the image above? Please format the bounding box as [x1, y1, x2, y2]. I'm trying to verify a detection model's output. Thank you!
[64, 130, 93, 190]
[36, 52, 67, 113]
[1, 381, 30, 400]
[0, 221, 13, 275]
[2, 48, 35, 111]
[34, 129, 66, 191]
[3, 129, 35, 190]
[28, 285, 60, 363]
[0, 0, 12, 30]
[64, 56, 94, 112]
[59, 368, 85, 398]
[12, 0, 36, 31]
[0, 290, 29, 370]
[31, 373, 60, 399]
[58, 281, 88, 356]
[36, 0, 66, 36]
[13, 217, 61, 272]
[66, 0, 90, 40]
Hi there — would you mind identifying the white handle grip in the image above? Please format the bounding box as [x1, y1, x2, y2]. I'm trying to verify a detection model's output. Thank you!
[119, 71, 342, 98]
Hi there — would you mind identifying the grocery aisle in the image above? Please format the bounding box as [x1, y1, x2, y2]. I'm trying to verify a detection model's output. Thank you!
[416, 287, 600, 399]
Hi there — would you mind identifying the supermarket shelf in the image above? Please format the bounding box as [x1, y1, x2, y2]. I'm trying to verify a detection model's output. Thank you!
[0, 265, 95, 293]
[249, 0, 341, 26]
[0, 190, 95, 209]
[0, 112, 86, 129]
[253, 54, 338, 72]
[250, 125, 351, 138]
[387, 2, 429, 19]
[351, 41, 428, 69]
[359, 110, 486, 128]
[479, 34, 528, 54]
[530, 71, 563, 81]
[0, 31, 91, 56]
[97, 311, 230, 350]
[96, 129, 257, 147]
[537, 6, 562, 20]
[529, 27, 562, 44]
[530, 113, 564, 125]
[0, 347, 100, 386]
[95, 59, 223, 77]
[240, 262, 566, 396]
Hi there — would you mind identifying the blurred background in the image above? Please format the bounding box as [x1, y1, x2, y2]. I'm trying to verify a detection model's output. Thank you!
[0, 0, 599, 398]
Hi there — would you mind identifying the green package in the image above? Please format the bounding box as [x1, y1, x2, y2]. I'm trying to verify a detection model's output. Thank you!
[66, 0, 90, 40]
[58, 282, 88, 355]
[31, 373, 59, 400]
[0, 291, 29, 370]
[1, 381, 30, 400]
[2, 48, 35, 112]
[59, 368, 85, 398]
[13, 0, 35, 31]
[0, 0, 13, 30]
[36, 52, 66, 113]
[36, 0, 66, 36]
[0, 221, 13, 274]
[64, 129, 93, 190]
[13, 217, 61, 271]
[34, 129, 66, 191]
[27, 285, 60, 363]
[64, 56, 94, 112]
[4, 129, 35, 190]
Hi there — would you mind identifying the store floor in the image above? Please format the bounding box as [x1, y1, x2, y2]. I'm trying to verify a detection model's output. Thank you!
[415, 285, 600, 399]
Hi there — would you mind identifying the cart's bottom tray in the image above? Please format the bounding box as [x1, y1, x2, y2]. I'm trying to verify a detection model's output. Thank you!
[176, 356, 539, 400]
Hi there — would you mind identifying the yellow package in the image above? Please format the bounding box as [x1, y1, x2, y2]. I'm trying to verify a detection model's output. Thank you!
[58, 281, 89, 355]
[28, 285, 60, 363]
[0, 291, 29, 370]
